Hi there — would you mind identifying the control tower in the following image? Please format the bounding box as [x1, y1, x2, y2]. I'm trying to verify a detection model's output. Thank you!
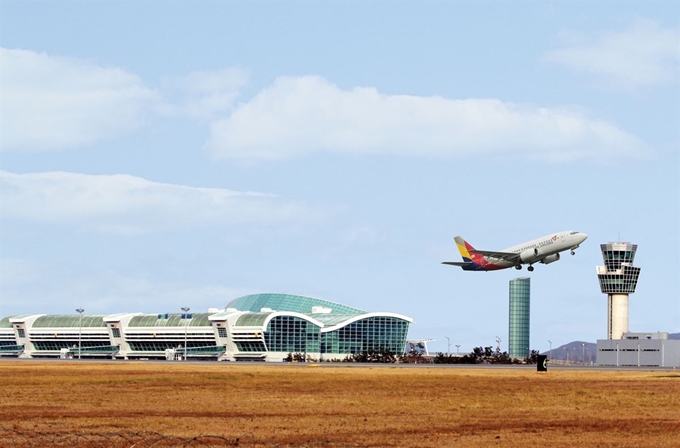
[596, 242, 641, 339]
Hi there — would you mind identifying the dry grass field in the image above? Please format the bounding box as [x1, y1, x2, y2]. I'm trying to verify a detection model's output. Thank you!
[0, 361, 678, 447]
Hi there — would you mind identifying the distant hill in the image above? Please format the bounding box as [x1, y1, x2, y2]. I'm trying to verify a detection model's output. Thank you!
[670, 333, 680, 340]
[541, 341, 596, 363]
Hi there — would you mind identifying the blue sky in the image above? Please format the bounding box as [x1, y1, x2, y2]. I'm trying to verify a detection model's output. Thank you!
[1, 1, 678, 353]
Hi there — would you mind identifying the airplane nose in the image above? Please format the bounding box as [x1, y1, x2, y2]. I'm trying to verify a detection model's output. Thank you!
[580, 233, 588, 241]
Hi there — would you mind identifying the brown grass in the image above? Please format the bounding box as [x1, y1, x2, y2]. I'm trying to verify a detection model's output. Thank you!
[0, 362, 678, 447]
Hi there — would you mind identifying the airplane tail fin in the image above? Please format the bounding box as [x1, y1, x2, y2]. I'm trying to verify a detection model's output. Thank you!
[454, 236, 476, 263]
[442, 236, 480, 270]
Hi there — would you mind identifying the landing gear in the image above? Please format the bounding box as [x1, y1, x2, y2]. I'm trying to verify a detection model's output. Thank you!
[515, 265, 522, 270]
[571, 250, 576, 255]
[527, 266, 534, 272]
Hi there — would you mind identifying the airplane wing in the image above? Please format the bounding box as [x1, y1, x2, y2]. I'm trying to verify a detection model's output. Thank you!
[470, 250, 521, 263]
[441, 261, 474, 267]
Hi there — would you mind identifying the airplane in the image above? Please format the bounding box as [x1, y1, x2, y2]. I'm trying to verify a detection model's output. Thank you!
[442, 230, 588, 272]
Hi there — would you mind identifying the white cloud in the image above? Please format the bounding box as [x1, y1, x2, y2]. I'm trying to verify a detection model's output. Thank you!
[161, 68, 249, 120]
[0, 259, 256, 314]
[0, 171, 332, 233]
[0, 48, 158, 151]
[207, 76, 649, 162]
[544, 18, 680, 91]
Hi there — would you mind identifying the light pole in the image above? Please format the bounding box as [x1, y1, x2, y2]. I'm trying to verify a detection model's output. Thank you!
[181, 307, 190, 361]
[76, 308, 84, 360]
[455, 344, 460, 355]
[495, 336, 501, 352]
[564, 347, 569, 364]
[582, 343, 586, 365]
[548, 340, 552, 360]
[445, 336, 450, 355]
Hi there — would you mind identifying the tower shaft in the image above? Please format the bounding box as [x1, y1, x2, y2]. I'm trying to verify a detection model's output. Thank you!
[607, 293, 629, 340]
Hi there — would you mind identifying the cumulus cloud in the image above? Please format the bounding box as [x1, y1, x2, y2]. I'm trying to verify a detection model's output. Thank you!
[0, 171, 333, 233]
[206, 76, 649, 162]
[0, 48, 159, 151]
[544, 18, 679, 91]
[161, 67, 249, 120]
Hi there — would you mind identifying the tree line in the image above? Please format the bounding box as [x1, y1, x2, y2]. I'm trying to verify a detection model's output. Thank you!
[285, 346, 541, 364]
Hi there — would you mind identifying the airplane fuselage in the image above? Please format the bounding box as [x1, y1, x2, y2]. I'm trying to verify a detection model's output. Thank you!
[481, 231, 586, 270]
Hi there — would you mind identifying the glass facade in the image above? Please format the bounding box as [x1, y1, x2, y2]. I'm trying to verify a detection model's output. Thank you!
[601, 245, 636, 271]
[597, 243, 641, 294]
[320, 317, 409, 354]
[598, 265, 641, 293]
[234, 341, 266, 352]
[509, 278, 530, 359]
[33, 340, 111, 351]
[265, 315, 320, 353]
[128, 341, 217, 352]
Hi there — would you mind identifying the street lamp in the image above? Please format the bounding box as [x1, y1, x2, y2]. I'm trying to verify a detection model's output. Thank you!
[75, 308, 84, 360]
[181, 307, 190, 361]
[455, 345, 460, 355]
[445, 336, 450, 355]
[582, 343, 586, 365]
[564, 347, 569, 364]
[495, 336, 501, 352]
[548, 340, 552, 360]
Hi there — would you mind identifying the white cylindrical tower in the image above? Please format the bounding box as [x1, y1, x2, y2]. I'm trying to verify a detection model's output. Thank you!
[608, 294, 629, 340]
[596, 243, 641, 340]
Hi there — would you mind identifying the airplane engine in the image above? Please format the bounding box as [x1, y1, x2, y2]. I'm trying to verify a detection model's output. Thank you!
[520, 248, 540, 263]
[541, 253, 560, 265]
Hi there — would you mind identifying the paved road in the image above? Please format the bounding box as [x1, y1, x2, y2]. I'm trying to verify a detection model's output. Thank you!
[1, 357, 678, 372]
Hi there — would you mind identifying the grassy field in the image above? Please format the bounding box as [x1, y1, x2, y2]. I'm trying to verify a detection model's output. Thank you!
[0, 362, 678, 447]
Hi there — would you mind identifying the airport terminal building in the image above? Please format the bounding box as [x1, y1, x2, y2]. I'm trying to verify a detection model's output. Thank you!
[0, 293, 412, 362]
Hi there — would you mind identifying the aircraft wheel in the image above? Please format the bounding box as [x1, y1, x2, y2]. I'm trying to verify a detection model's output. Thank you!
[571, 250, 575, 255]
[528, 266, 534, 272]
[515, 265, 522, 270]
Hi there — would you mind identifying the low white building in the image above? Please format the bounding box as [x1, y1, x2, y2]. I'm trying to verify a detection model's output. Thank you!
[597, 332, 680, 367]
[1, 293, 413, 362]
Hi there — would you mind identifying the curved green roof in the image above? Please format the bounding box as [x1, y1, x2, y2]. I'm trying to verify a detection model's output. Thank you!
[234, 313, 273, 327]
[0, 316, 14, 328]
[128, 313, 212, 327]
[33, 315, 107, 328]
[227, 294, 365, 315]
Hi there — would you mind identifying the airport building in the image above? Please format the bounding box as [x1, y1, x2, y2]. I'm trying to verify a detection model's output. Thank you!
[597, 332, 680, 367]
[595, 242, 680, 367]
[0, 293, 412, 362]
[508, 277, 530, 359]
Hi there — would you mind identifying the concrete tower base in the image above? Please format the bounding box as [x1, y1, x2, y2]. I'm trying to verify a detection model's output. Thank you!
[608, 293, 629, 340]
